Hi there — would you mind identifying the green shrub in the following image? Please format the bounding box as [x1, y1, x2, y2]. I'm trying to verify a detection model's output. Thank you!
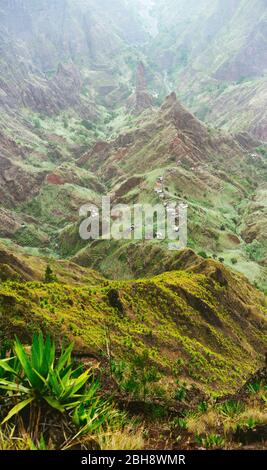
[256, 147, 267, 156]
[198, 401, 208, 413]
[44, 265, 58, 283]
[33, 118, 41, 129]
[195, 433, 225, 449]
[245, 240, 263, 262]
[247, 381, 266, 394]
[81, 120, 94, 130]
[218, 400, 244, 418]
[174, 381, 187, 401]
[112, 352, 161, 401]
[173, 417, 188, 429]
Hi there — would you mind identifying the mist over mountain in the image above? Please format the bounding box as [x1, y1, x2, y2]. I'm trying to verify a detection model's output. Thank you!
[1, 0, 266, 136]
[147, 0, 267, 139]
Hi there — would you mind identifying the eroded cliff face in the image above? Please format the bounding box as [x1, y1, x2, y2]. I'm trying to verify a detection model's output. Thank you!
[0, 154, 47, 206]
[0, 0, 151, 209]
[0, 0, 148, 118]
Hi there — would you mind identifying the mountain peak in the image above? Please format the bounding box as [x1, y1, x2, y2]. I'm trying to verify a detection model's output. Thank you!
[163, 91, 177, 106]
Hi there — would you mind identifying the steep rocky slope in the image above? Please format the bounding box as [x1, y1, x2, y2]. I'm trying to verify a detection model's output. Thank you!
[0, 0, 150, 175]
[70, 93, 267, 288]
[0, 2, 266, 290]
[0, 89, 265, 289]
[0, 0, 147, 113]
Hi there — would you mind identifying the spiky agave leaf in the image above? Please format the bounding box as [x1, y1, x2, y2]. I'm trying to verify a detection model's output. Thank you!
[1, 397, 34, 425]
[14, 337, 43, 390]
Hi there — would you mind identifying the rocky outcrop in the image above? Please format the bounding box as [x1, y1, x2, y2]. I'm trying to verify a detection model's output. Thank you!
[21, 63, 90, 117]
[128, 62, 153, 114]
[0, 208, 23, 238]
[0, 155, 46, 206]
[77, 141, 111, 170]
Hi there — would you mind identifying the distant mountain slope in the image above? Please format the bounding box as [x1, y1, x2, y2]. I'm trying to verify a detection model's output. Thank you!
[1, 91, 265, 289]
[146, 0, 267, 139]
[1, 0, 266, 142]
[0, 0, 266, 291]
[151, 0, 266, 81]
[0, 0, 149, 166]
[0, 0, 147, 114]
[72, 93, 267, 288]
[0, 241, 105, 285]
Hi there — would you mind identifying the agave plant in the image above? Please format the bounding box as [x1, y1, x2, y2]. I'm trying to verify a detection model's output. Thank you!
[195, 433, 225, 449]
[0, 333, 97, 430]
[62, 399, 122, 450]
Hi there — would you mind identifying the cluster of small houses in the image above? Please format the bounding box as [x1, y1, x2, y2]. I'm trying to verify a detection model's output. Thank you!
[153, 174, 188, 239]
[154, 175, 164, 198]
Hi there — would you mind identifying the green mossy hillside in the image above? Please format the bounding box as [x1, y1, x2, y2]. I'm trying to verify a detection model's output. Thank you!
[1, 259, 266, 396]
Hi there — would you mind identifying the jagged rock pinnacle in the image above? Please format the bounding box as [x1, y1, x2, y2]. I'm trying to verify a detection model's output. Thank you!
[127, 62, 153, 114]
